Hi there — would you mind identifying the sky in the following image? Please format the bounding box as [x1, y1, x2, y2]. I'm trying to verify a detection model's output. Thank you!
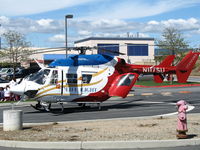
[0, 0, 200, 48]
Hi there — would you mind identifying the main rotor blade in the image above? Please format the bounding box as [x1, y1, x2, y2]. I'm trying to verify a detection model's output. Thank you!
[99, 48, 125, 55]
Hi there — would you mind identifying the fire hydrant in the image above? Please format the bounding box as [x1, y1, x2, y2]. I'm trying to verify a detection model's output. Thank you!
[176, 100, 188, 139]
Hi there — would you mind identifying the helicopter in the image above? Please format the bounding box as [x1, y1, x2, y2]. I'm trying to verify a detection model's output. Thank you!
[10, 47, 200, 112]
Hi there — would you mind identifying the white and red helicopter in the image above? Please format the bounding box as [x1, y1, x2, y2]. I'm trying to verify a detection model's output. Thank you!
[10, 48, 200, 112]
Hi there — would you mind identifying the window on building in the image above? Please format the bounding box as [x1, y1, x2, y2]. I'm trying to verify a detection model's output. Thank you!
[97, 44, 119, 56]
[127, 44, 148, 56]
[66, 74, 77, 84]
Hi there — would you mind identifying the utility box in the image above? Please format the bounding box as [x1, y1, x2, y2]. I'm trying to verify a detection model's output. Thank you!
[3, 110, 23, 131]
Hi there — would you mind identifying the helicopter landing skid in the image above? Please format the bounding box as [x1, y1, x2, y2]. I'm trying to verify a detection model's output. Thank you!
[31, 102, 52, 112]
[31, 104, 44, 111]
[31, 102, 65, 112]
[57, 103, 64, 112]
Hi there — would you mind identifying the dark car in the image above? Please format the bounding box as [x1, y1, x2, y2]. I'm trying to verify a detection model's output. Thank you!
[0, 77, 10, 88]
[6, 67, 40, 80]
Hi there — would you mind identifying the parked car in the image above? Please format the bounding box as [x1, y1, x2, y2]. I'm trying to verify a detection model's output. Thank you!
[0, 77, 10, 88]
[5, 67, 40, 80]
[0, 68, 14, 79]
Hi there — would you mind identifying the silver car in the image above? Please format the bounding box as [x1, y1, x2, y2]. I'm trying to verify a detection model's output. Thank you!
[0, 68, 14, 79]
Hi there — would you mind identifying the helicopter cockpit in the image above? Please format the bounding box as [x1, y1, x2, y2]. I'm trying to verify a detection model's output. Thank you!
[28, 69, 51, 85]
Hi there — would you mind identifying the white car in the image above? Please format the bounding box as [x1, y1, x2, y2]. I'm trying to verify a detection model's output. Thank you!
[0, 68, 14, 79]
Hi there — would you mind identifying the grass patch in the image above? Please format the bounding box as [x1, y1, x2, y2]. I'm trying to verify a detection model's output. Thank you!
[135, 81, 200, 86]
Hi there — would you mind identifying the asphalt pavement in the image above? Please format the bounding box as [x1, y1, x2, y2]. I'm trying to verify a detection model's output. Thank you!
[0, 83, 200, 149]
[1, 86, 200, 124]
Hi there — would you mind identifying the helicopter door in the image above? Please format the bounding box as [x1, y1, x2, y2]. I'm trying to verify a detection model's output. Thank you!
[50, 69, 62, 94]
[66, 73, 79, 95]
[109, 73, 139, 98]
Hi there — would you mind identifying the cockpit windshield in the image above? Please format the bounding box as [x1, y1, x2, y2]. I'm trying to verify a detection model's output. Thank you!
[28, 69, 50, 85]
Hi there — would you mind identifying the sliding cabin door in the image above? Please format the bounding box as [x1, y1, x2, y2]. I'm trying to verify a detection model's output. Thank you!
[81, 72, 93, 96]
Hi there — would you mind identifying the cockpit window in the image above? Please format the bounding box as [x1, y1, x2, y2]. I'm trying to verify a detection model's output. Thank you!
[28, 69, 50, 84]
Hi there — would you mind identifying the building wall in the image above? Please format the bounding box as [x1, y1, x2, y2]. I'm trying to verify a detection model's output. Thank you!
[74, 38, 155, 64]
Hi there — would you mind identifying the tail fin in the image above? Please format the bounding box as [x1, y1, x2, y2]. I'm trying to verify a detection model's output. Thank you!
[176, 51, 200, 83]
[158, 55, 175, 67]
[153, 74, 165, 83]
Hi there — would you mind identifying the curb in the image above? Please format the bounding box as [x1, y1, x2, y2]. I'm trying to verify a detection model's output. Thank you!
[0, 139, 200, 149]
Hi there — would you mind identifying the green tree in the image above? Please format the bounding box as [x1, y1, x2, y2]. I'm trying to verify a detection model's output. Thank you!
[156, 27, 188, 64]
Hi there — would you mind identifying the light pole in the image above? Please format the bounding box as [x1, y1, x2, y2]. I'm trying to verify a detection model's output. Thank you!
[65, 14, 73, 58]
[0, 24, 1, 49]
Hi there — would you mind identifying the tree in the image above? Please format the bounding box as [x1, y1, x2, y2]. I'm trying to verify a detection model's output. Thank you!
[156, 27, 188, 64]
[1, 30, 33, 77]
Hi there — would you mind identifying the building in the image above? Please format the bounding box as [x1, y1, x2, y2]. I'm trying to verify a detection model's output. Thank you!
[0, 37, 155, 67]
[74, 37, 155, 64]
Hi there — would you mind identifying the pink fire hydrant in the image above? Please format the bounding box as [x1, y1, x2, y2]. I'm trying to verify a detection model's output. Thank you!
[176, 100, 188, 139]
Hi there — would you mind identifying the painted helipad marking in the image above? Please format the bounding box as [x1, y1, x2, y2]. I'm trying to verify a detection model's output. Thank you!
[135, 101, 195, 117]
[141, 93, 154, 96]
[127, 94, 135, 96]
[178, 91, 192, 94]
[136, 101, 167, 104]
[161, 92, 172, 96]
[155, 104, 195, 117]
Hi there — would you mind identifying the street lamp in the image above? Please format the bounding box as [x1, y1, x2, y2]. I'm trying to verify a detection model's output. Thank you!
[0, 24, 1, 49]
[65, 14, 73, 58]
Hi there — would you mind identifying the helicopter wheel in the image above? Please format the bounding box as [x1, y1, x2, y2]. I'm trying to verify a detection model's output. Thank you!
[48, 103, 52, 110]
[31, 102, 43, 111]
[97, 103, 101, 110]
[59, 103, 64, 112]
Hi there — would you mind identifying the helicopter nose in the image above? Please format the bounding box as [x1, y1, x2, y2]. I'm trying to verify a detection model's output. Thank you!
[10, 81, 40, 96]
[24, 90, 38, 98]
[10, 82, 26, 96]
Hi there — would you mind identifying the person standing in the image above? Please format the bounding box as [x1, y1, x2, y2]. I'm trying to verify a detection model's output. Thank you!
[4, 85, 11, 101]
[0, 87, 4, 101]
[9, 78, 20, 101]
